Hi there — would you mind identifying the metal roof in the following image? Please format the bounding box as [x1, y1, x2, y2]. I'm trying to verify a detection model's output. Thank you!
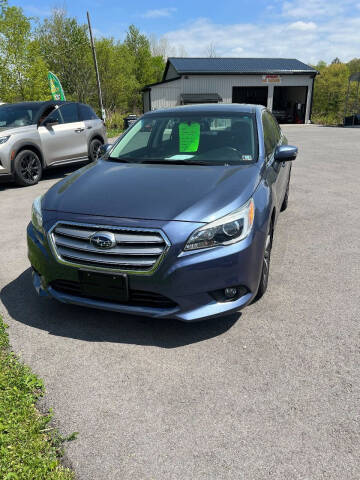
[144, 103, 259, 116]
[166, 57, 317, 77]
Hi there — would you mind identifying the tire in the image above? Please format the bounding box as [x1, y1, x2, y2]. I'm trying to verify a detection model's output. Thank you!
[13, 149, 43, 187]
[254, 221, 274, 302]
[280, 173, 291, 212]
[89, 138, 103, 162]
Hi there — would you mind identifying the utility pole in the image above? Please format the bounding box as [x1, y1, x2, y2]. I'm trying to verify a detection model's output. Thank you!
[87, 11, 105, 121]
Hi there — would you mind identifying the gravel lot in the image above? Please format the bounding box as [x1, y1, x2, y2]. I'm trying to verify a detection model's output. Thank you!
[0, 125, 359, 479]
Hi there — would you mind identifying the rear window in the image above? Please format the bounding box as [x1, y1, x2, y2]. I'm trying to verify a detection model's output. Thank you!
[79, 104, 98, 121]
[110, 113, 258, 165]
[59, 103, 79, 123]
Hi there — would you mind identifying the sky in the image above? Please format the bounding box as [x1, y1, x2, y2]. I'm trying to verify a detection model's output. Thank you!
[14, 0, 360, 64]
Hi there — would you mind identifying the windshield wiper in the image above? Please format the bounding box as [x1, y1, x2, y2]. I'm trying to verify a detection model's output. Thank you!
[107, 156, 131, 163]
[140, 159, 211, 166]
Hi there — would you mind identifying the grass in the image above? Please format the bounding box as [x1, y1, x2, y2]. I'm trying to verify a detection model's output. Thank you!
[0, 315, 75, 480]
[106, 127, 123, 140]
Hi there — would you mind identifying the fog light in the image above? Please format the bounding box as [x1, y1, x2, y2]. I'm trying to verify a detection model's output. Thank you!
[210, 285, 248, 303]
[224, 287, 238, 299]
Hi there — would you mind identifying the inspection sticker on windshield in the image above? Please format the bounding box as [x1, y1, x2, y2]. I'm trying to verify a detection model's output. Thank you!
[242, 155, 253, 161]
[179, 122, 200, 152]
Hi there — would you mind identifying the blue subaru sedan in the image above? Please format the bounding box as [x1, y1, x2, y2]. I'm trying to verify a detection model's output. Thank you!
[27, 104, 297, 322]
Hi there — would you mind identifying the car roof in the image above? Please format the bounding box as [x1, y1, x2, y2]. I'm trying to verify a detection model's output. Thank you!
[144, 103, 262, 116]
[0, 101, 77, 108]
[0, 101, 45, 108]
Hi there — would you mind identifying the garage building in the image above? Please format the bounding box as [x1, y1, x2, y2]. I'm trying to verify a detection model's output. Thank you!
[143, 57, 318, 123]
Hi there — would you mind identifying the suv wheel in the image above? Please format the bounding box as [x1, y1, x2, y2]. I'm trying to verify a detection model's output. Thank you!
[254, 221, 273, 301]
[14, 150, 43, 186]
[89, 138, 103, 162]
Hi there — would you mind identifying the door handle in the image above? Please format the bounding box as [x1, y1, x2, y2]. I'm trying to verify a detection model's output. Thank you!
[87, 125, 92, 129]
[74, 128, 85, 133]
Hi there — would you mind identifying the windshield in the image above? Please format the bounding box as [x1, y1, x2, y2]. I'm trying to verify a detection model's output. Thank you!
[0, 104, 41, 128]
[108, 112, 258, 165]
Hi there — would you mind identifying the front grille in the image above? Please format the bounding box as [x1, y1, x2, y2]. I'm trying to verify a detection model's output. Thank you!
[51, 279, 177, 309]
[49, 222, 169, 274]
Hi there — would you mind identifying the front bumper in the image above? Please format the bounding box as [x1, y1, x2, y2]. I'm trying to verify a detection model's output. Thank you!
[27, 216, 265, 322]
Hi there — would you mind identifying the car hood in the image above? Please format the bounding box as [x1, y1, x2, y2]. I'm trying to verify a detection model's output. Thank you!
[0, 124, 37, 135]
[43, 159, 262, 223]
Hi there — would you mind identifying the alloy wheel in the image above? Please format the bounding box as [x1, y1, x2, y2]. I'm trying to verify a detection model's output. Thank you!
[262, 232, 272, 290]
[20, 153, 41, 183]
[91, 140, 102, 161]
[253, 223, 273, 302]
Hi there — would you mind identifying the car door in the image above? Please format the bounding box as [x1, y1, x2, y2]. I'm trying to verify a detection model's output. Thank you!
[268, 112, 290, 202]
[38, 103, 87, 166]
[79, 104, 106, 146]
[262, 110, 286, 210]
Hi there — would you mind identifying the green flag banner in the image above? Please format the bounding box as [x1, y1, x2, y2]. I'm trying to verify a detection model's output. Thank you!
[48, 71, 66, 101]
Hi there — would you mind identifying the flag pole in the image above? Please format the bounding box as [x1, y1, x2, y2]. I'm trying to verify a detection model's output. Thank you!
[87, 11, 105, 121]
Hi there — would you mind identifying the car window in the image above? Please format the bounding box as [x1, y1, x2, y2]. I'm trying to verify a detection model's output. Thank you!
[121, 119, 156, 155]
[59, 103, 79, 123]
[79, 104, 98, 121]
[44, 107, 63, 125]
[262, 111, 277, 157]
[0, 104, 42, 128]
[109, 113, 258, 165]
[268, 112, 281, 144]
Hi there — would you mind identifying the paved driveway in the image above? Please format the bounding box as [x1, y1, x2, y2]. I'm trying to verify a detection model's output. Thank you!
[0, 125, 359, 479]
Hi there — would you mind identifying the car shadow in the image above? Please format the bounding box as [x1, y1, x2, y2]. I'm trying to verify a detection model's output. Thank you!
[0, 163, 87, 191]
[0, 269, 239, 349]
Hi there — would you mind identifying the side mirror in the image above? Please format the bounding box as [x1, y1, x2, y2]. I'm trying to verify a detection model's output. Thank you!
[98, 143, 112, 157]
[42, 119, 59, 128]
[274, 145, 298, 162]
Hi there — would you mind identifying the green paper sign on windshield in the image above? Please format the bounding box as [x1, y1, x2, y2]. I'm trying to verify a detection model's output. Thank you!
[179, 122, 200, 152]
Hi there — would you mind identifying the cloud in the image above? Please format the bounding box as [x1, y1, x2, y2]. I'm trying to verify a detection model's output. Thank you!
[287, 21, 317, 31]
[163, 12, 360, 63]
[282, 0, 342, 18]
[142, 8, 177, 19]
[282, 0, 358, 18]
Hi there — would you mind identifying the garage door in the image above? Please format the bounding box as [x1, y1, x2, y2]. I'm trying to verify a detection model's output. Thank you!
[232, 87, 268, 107]
[273, 86, 308, 123]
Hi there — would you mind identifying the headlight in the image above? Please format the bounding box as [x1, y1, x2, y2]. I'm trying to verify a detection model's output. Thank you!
[0, 135, 10, 145]
[31, 195, 43, 232]
[184, 198, 255, 251]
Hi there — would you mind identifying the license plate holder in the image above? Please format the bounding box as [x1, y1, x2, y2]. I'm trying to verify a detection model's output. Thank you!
[79, 270, 129, 302]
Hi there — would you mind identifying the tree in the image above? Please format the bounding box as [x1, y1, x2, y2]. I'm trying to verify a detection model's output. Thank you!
[36, 9, 94, 102]
[125, 25, 155, 85]
[149, 34, 173, 60]
[312, 62, 349, 124]
[206, 42, 218, 58]
[347, 58, 360, 75]
[315, 60, 327, 70]
[148, 34, 187, 60]
[0, 0, 7, 15]
[0, 5, 48, 102]
[124, 25, 164, 109]
[94, 37, 138, 113]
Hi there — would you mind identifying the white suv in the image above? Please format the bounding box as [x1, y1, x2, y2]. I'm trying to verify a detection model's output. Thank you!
[0, 101, 107, 186]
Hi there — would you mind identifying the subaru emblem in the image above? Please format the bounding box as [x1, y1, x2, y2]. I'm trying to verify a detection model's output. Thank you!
[89, 231, 116, 249]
